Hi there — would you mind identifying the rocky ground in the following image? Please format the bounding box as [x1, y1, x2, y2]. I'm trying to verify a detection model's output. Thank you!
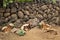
[0, 26, 60, 40]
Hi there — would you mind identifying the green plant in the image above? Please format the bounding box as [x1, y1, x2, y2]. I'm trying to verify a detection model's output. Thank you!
[3, 0, 33, 7]
[47, 0, 56, 4]
[52, 0, 56, 4]
[3, 0, 14, 7]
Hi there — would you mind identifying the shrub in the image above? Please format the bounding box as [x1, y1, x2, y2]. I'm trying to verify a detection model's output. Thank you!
[3, 0, 33, 7]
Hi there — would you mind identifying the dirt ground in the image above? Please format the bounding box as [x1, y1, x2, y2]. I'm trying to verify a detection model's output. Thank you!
[0, 26, 60, 40]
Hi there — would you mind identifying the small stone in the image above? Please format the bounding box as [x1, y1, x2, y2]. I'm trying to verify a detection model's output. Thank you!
[41, 5, 48, 10]
[47, 9, 51, 13]
[0, 8, 5, 13]
[14, 19, 22, 27]
[11, 14, 17, 19]
[48, 4, 52, 9]
[25, 6, 30, 9]
[8, 23, 14, 27]
[0, 17, 5, 26]
[18, 11, 24, 18]
[44, 10, 47, 13]
[5, 16, 11, 22]
[4, 18, 9, 22]
[4, 13, 10, 17]
[23, 15, 29, 22]
[11, 28, 18, 33]
[29, 14, 36, 19]
[55, 17, 60, 24]
[39, 10, 44, 15]
[56, 7, 60, 11]
[24, 10, 30, 15]
[55, 11, 59, 16]
[11, 7, 17, 13]
[0, 13, 3, 17]
[10, 14, 17, 23]
[43, 13, 47, 19]
[48, 14, 52, 19]
[0, 26, 2, 31]
[35, 8, 39, 11]
[36, 14, 44, 20]
[6, 8, 10, 13]
[52, 13, 55, 17]
[49, 22, 56, 26]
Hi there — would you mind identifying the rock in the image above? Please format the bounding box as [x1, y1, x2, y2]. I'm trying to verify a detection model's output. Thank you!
[55, 17, 60, 24]
[52, 11, 59, 17]
[55, 11, 59, 16]
[49, 22, 56, 26]
[48, 14, 52, 19]
[18, 11, 24, 18]
[23, 15, 29, 22]
[14, 19, 22, 27]
[4, 13, 10, 17]
[0, 13, 3, 17]
[28, 9, 33, 13]
[25, 6, 30, 9]
[11, 7, 17, 13]
[41, 5, 48, 10]
[0, 26, 2, 31]
[24, 10, 30, 15]
[36, 14, 44, 21]
[9, 14, 17, 23]
[35, 8, 39, 11]
[0, 8, 5, 13]
[50, 17, 59, 24]
[6, 8, 10, 13]
[11, 14, 17, 19]
[4, 18, 9, 23]
[52, 9, 56, 12]
[11, 28, 19, 33]
[48, 4, 52, 9]
[52, 13, 55, 17]
[8, 23, 14, 27]
[44, 10, 47, 13]
[5, 16, 11, 23]
[29, 14, 36, 19]
[43, 13, 47, 19]
[27, 18, 39, 28]
[53, 5, 56, 9]
[38, 10, 44, 15]
[33, 11, 37, 15]
[56, 7, 60, 11]
[0, 17, 5, 26]
[47, 9, 51, 13]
